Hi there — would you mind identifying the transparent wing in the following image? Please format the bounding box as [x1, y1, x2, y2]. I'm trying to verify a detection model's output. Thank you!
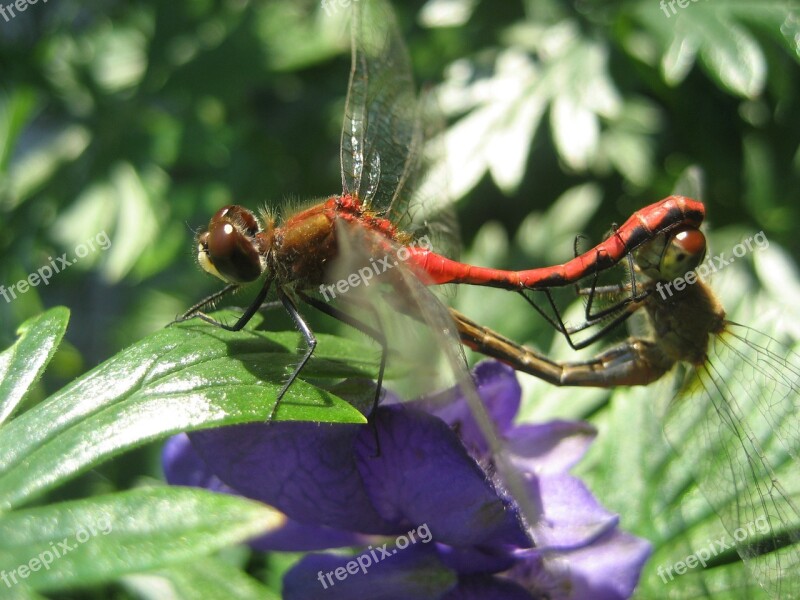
[662, 323, 800, 598]
[323, 216, 544, 533]
[400, 89, 462, 268]
[341, 0, 419, 213]
[341, 0, 460, 265]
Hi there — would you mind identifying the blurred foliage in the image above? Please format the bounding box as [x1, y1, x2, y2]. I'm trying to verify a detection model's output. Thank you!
[0, 0, 798, 355]
[0, 0, 799, 597]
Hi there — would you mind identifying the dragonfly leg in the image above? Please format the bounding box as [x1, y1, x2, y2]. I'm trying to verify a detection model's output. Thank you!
[174, 279, 274, 331]
[270, 286, 318, 421]
[517, 288, 572, 338]
[297, 292, 387, 415]
[570, 230, 650, 320]
[518, 288, 635, 350]
[575, 250, 651, 311]
[520, 241, 652, 349]
[297, 290, 388, 456]
[170, 283, 239, 326]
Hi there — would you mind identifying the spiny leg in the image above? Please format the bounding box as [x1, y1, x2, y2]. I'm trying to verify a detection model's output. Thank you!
[577, 224, 653, 319]
[576, 249, 650, 320]
[297, 290, 388, 455]
[518, 284, 639, 351]
[171, 283, 239, 325]
[520, 243, 649, 349]
[269, 287, 318, 421]
[175, 278, 274, 331]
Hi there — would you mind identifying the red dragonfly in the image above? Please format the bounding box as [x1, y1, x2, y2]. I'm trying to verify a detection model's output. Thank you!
[181, 0, 703, 421]
[452, 222, 800, 597]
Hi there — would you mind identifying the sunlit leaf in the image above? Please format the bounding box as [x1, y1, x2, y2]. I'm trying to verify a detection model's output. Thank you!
[0, 307, 69, 425]
[0, 310, 371, 511]
[0, 487, 283, 592]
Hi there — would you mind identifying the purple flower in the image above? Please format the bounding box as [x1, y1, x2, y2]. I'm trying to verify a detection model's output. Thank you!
[163, 360, 650, 599]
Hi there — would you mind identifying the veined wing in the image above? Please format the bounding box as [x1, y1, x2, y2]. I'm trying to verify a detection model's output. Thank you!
[662, 323, 800, 598]
[325, 215, 544, 533]
[340, 0, 420, 215]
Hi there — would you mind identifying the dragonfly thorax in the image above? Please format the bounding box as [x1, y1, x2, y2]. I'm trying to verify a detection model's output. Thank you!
[645, 278, 726, 367]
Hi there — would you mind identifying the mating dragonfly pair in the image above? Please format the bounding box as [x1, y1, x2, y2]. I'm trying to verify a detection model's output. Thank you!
[175, 0, 800, 597]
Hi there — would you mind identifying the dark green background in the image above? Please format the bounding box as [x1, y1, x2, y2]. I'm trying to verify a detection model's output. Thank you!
[0, 0, 798, 598]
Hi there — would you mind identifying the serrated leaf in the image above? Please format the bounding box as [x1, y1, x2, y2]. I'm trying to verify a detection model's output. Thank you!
[696, 19, 765, 98]
[636, 0, 788, 97]
[0, 307, 69, 425]
[0, 310, 371, 511]
[0, 487, 283, 592]
[436, 23, 624, 197]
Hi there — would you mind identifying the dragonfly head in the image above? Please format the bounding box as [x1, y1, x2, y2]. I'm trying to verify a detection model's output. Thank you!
[635, 226, 707, 281]
[197, 205, 267, 284]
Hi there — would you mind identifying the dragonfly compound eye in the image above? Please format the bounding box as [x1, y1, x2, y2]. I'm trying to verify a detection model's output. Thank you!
[660, 228, 707, 280]
[200, 206, 264, 284]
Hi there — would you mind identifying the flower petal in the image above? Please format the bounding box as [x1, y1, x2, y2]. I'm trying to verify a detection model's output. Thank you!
[506, 421, 597, 474]
[510, 529, 651, 600]
[561, 529, 651, 600]
[163, 433, 362, 550]
[162, 432, 232, 493]
[534, 473, 619, 551]
[441, 574, 536, 600]
[435, 543, 516, 575]
[283, 545, 456, 600]
[249, 519, 363, 552]
[188, 421, 397, 533]
[417, 360, 522, 454]
[356, 405, 529, 548]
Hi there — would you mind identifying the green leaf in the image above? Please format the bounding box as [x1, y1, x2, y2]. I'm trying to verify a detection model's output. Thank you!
[635, 0, 794, 98]
[0, 89, 38, 174]
[0, 310, 370, 511]
[0, 487, 283, 592]
[435, 20, 623, 198]
[133, 558, 280, 600]
[0, 307, 69, 425]
[4, 124, 91, 210]
[0, 585, 47, 600]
